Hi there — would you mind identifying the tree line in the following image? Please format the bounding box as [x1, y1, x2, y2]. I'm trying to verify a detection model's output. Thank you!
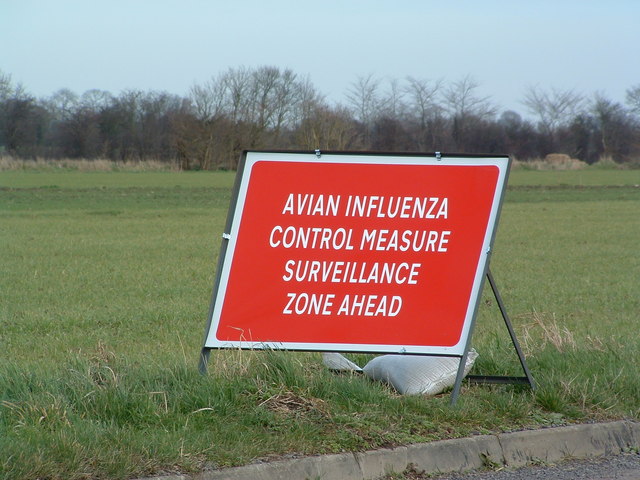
[1, 67, 639, 169]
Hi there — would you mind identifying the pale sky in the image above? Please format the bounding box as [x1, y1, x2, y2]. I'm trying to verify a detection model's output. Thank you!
[1, 0, 639, 115]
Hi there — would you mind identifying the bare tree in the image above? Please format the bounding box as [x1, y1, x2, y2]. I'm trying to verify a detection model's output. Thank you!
[0, 70, 27, 102]
[189, 78, 226, 122]
[345, 74, 381, 123]
[379, 78, 406, 119]
[79, 89, 113, 113]
[442, 75, 497, 151]
[405, 77, 442, 125]
[187, 74, 231, 168]
[498, 110, 541, 159]
[248, 65, 279, 142]
[48, 88, 79, 121]
[0, 71, 47, 156]
[255, 66, 299, 143]
[589, 92, 636, 161]
[47, 88, 97, 158]
[0, 70, 13, 101]
[296, 104, 360, 151]
[291, 76, 325, 128]
[404, 76, 444, 150]
[184, 66, 322, 168]
[626, 84, 640, 116]
[522, 85, 583, 151]
[185, 68, 251, 169]
[443, 75, 496, 120]
[345, 74, 382, 145]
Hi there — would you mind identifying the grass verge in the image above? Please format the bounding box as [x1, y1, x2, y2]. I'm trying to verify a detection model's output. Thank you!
[1, 167, 639, 479]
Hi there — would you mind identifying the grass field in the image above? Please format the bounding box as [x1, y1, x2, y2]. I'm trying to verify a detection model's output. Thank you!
[1, 165, 639, 479]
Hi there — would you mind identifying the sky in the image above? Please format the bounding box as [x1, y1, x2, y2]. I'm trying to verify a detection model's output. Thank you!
[2, 0, 639, 115]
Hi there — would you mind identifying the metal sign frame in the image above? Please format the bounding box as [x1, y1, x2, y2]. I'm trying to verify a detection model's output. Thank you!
[199, 150, 534, 402]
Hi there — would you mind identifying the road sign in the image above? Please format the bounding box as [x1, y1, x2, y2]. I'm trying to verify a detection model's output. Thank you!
[202, 151, 510, 356]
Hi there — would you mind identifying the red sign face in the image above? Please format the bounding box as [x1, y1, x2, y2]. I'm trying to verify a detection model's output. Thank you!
[205, 152, 509, 355]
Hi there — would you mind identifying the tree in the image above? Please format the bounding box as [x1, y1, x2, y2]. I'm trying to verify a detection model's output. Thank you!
[379, 78, 406, 120]
[190, 80, 226, 123]
[0, 70, 28, 103]
[568, 113, 599, 164]
[371, 115, 411, 151]
[186, 68, 238, 169]
[404, 76, 444, 150]
[588, 93, 636, 162]
[296, 104, 360, 151]
[442, 75, 497, 151]
[498, 110, 541, 160]
[522, 86, 583, 152]
[248, 66, 301, 145]
[290, 76, 325, 131]
[345, 74, 382, 146]
[183, 66, 324, 169]
[0, 70, 12, 101]
[80, 89, 113, 113]
[0, 71, 48, 157]
[45, 88, 99, 158]
[0, 98, 49, 156]
[626, 84, 640, 116]
[47, 88, 79, 121]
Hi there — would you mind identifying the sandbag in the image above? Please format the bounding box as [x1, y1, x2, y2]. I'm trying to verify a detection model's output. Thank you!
[321, 352, 363, 372]
[362, 349, 478, 395]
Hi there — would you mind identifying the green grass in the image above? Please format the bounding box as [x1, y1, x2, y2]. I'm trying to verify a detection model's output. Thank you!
[0, 170, 236, 189]
[1, 166, 639, 479]
[507, 168, 640, 187]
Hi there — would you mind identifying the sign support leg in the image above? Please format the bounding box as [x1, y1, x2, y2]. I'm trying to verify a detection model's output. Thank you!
[451, 269, 535, 405]
[450, 340, 472, 405]
[198, 347, 211, 374]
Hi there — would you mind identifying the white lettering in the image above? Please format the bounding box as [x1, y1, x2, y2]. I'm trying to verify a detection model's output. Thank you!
[282, 260, 422, 284]
[345, 196, 449, 219]
[283, 292, 335, 315]
[337, 295, 403, 316]
[281, 193, 341, 216]
[283, 292, 296, 314]
[270, 226, 355, 250]
[359, 229, 451, 252]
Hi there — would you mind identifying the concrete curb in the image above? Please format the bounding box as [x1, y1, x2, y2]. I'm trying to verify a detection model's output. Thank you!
[141, 420, 639, 480]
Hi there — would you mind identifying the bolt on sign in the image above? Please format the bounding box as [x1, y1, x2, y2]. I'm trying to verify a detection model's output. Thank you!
[202, 151, 510, 357]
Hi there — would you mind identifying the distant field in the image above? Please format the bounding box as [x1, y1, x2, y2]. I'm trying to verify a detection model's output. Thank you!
[1, 167, 638, 480]
[0, 170, 236, 189]
[508, 167, 640, 186]
[2, 165, 639, 189]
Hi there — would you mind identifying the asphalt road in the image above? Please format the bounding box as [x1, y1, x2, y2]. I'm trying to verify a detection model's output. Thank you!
[429, 453, 640, 480]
